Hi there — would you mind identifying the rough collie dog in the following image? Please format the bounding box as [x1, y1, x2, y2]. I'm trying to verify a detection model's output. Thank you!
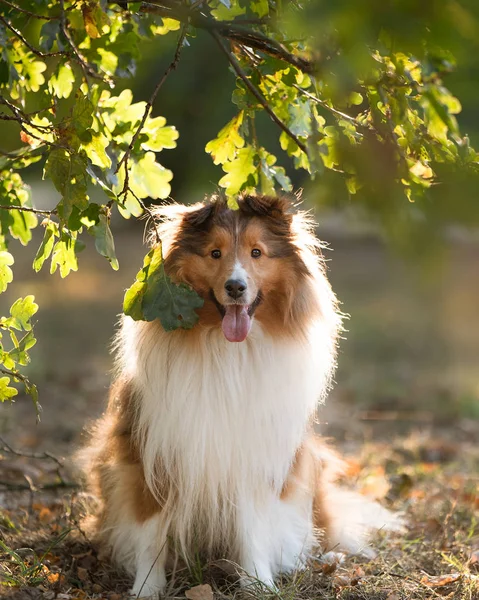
[81, 194, 398, 597]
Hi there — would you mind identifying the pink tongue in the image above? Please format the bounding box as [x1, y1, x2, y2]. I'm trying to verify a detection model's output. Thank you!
[222, 305, 251, 342]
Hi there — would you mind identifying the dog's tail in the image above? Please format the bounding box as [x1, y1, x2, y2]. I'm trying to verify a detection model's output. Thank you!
[311, 439, 404, 558]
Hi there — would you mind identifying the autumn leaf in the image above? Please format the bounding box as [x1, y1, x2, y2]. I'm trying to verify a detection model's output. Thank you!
[185, 584, 214, 600]
[420, 573, 462, 587]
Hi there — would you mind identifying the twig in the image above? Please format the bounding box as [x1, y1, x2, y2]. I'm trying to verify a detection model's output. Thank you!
[123, 0, 316, 73]
[0, 205, 54, 215]
[59, 0, 107, 82]
[0, 437, 64, 471]
[0, 15, 64, 57]
[292, 82, 371, 130]
[129, 189, 161, 245]
[0, 437, 69, 487]
[115, 25, 187, 213]
[0, 0, 58, 20]
[211, 31, 308, 155]
[0, 367, 31, 385]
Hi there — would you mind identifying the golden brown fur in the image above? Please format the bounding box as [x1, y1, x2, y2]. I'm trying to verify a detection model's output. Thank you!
[80, 194, 399, 596]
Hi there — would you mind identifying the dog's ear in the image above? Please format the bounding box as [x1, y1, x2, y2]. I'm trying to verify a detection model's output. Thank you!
[182, 196, 228, 229]
[238, 194, 293, 222]
[183, 203, 216, 228]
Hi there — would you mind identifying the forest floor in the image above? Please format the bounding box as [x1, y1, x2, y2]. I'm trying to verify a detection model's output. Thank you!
[0, 225, 478, 599]
[0, 415, 477, 600]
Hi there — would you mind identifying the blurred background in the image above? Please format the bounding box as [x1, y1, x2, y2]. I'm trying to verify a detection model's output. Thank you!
[0, 13, 478, 453]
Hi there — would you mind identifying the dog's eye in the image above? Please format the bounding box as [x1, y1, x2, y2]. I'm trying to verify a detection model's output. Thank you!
[211, 249, 222, 259]
[251, 248, 261, 258]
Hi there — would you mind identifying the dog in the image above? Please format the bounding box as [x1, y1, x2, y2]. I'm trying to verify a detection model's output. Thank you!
[80, 193, 399, 597]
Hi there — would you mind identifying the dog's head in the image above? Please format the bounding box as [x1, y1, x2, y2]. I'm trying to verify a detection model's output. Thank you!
[158, 194, 331, 341]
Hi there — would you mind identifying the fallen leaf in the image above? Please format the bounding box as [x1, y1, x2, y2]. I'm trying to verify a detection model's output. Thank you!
[469, 549, 479, 570]
[185, 584, 214, 600]
[420, 572, 462, 587]
[332, 574, 351, 588]
[77, 567, 88, 581]
[350, 566, 365, 585]
[39, 506, 55, 523]
[321, 561, 337, 575]
[47, 572, 64, 584]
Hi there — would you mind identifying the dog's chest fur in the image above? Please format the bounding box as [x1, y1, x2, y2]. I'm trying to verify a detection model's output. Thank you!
[119, 318, 334, 552]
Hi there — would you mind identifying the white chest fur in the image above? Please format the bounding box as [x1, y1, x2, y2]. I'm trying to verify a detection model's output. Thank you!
[118, 317, 335, 555]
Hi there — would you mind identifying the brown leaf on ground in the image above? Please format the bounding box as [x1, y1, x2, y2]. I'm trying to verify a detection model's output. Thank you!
[469, 549, 479, 570]
[420, 572, 462, 587]
[185, 584, 214, 600]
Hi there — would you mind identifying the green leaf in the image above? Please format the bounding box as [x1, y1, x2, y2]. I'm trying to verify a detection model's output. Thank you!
[48, 63, 75, 99]
[258, 148, 292, 194]
[50, 231, 81, 278]
[219, 146, 257, 196]
[91, 213, 119, 270]
[7, 330, 36, 366]
[39, 21, 60, 51]
[23, 59, 46, 92]
[72, 92, 94, 135]
[33, 223, 56, 272]
[129, 152, 173, 199]
[206, 111, 245, 165]
[288, 99, 311, 137]
[211, 0, 245, 20]
[44, 150, 89, 220]
[6, 296, 38, 331]
[251, 0, 269, 18]
[124, 246, 204, 330]
[0, 251, 13, 293]
[0, 376, 17, 401]
[348, 92, 363, 106]
[141, 117, 179, 152]
[151, 17, 181, 35]
[83, 132, 112, 169]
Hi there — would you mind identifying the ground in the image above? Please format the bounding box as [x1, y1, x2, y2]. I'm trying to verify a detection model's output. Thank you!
[0, 219, 478, 599]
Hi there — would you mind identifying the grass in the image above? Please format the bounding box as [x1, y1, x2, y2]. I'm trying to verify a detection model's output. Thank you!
[0, 426, 477, 600]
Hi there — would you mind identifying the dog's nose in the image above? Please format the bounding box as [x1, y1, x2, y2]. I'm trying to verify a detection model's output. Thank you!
[225, 279, 247, 299]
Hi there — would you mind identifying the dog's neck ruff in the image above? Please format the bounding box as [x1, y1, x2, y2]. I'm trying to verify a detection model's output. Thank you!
[117, 317, 336, 557]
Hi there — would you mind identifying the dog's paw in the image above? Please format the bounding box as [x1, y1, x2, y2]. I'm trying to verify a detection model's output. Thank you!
[129, 582, 164, 599]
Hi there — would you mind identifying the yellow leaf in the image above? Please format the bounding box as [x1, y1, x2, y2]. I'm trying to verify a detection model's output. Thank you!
[185, 584, 214, 600]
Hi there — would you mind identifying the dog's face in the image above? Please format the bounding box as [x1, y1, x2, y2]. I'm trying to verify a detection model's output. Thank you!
[163, 195, 317, 341]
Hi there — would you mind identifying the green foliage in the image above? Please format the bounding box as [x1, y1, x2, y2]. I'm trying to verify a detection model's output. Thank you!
[0, 0, 478, 405]
[0, 294, 38, 412]
[124, 246, 204, 330]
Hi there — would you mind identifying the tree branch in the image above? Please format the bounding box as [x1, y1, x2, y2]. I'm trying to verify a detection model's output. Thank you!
[292, 82, 370, 130]
[0, 205, 54, 215]
[115, 24, 187, 216]
[0, 437, 71, 488]
[0, 15, 64, 58]
[211, 31, 308, 155]
[0, 367, 30, 384]
[0, 0, 59, 20]
[110, 0, 316, 73]
[59, 0, 108, 82]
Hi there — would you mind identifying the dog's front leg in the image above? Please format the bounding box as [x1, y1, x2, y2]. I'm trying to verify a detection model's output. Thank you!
[130, 513, 168, 599]
[236, 503, 276, 589]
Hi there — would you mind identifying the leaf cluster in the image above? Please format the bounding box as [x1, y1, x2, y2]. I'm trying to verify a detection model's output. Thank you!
[1, 0, 478, 403]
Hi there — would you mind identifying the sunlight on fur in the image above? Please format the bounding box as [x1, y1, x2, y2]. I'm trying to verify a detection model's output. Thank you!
[78, 193, 402, 598]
